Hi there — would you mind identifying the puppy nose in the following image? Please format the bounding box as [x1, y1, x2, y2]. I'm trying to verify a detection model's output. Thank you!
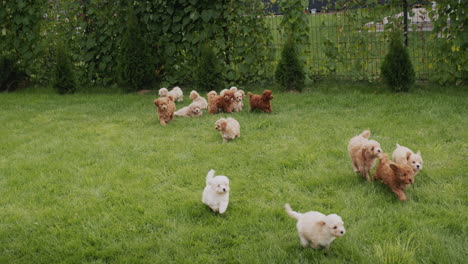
[377, 149, 381, 153]
[340, 231, 344, 234]
[223, 188, 226, 192]
[409, 179, 412, 183]
[417, 165, 420, 168]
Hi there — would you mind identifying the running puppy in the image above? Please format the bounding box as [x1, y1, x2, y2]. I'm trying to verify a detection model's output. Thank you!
[392, 144, 423, 175]
[285, 204, 345, 250]
[373, 153, 415, 201]
[215, 118, 240, 143]
[347, 130, 382, 181]
[153, 95, 176, 126]
[248, 90, 273, 113]
[202, 169, 230, 214]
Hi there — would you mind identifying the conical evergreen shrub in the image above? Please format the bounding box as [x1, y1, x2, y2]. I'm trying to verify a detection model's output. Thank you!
[194, 44, 224, 92]
[275, 39, 304, 92]
[116, 5, 154, 92]
[53, 45, 76, 95]
[381, 32, 415, 92]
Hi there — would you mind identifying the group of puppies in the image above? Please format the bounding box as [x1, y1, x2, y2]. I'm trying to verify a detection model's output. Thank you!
[348, 130, 423, 201]
[153, 86, 274, 142]
[201, 129, 424, 251]
[156, 87, 424, 250]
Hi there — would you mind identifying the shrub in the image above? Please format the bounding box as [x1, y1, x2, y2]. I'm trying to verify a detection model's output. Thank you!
[275, 39, 305, 92]
[194, 44, 224, 92]
[116, 5, 155, 92]
[52, 45, 77, 95]
[381, 32, 415, 92]
[0, 55, 25, 92]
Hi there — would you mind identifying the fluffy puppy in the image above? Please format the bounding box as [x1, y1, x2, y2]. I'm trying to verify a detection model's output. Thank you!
[208, 91, 235, 114]
[373, 153, 415, 201]
[215, 118, 240, 142]
[189, 90, 208, 110]
[202, 169, 230, 214]
[285, 204, 345, 250]
[153, 95, 176, 126]
[174, 104, 202, 117]
[347, 130, 383, 181]
[392, 144, 423, 175]
[158, 86, 184, 102]
[248, 90, 273, 113]
[232, 90, 245, 112]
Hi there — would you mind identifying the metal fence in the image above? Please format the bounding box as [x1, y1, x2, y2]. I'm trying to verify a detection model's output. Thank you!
[265, 1, 436, 80]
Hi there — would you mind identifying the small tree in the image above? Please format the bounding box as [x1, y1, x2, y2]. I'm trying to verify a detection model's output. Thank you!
[194, 44, 224, 92]
[53, 45, 76, 95]
[275, 39, 305, 92]
[116, 5, 154, 92]
[381, 31, 415, 92]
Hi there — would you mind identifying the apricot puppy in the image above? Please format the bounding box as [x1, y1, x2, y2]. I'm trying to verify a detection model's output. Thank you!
[153, 95, 175, 126]
[347, 130, 382, 181]
[248, 90, 273, 113]
[215, 118, 240, 142]
[373, 153, 415, 201]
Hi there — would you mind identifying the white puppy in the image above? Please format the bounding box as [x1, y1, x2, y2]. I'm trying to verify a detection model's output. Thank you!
[189, 90, 208, 110]
[202, 169, 230, 214]
[392, 144, 423, 175]
[285, 204, 345, 250]
[215, 118, 240, 143]
[158, 86, 184, 102]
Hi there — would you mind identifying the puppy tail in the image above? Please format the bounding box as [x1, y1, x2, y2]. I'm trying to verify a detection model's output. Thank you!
[247, 92, 253, 97]
[360, 130, 371, 139]
[396, 143, 400, 148]
[285, 204, 301, 220]
[206, 169, 215, 185]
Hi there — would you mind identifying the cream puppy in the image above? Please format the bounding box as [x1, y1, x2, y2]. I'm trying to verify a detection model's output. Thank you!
[285, 204, 345, 250]
[202, 169, 230, 214]
[174, 104, 202, 117]
[158, 86, 184, 102]
[189, 90, 208, 110]
[215, 118, 240, 142]
[392, 144, 423, 175]
[347, 130, 383, 181]
[232, 90, 245, 112]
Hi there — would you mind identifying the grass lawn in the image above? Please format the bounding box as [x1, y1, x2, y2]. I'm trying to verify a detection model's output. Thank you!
[0, 83, 466, 263]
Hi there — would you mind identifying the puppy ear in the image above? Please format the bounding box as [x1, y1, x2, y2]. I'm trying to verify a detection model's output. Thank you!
[361, 148, 367, 159]
[154, 99, 159, 106]
[167, 95, 174, 101]
[406, 151, 411, 161]
[390, 163, 399, 172]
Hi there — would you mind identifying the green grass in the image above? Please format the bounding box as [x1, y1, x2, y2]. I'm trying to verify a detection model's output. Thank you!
[0, 83, 467, 263]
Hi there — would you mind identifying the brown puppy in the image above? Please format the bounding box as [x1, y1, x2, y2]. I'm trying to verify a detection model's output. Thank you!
[208, 91, 235, 114]
[248, 90, 273, 113]
[154, 95, 176, 126]
[347, 130, 382, 181]
[373, 153, 415, 201]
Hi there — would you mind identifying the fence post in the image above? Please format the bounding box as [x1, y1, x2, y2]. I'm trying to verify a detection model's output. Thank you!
[403, 0, 408, 46]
